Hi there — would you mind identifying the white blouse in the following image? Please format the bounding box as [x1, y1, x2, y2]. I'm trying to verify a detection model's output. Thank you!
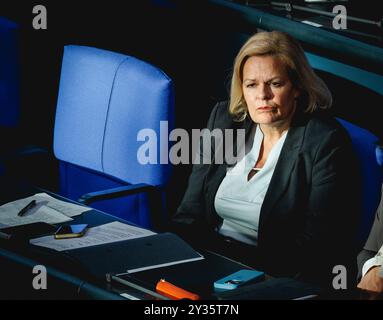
[214, 125, 288, 246]
[362, 243, 383, 277]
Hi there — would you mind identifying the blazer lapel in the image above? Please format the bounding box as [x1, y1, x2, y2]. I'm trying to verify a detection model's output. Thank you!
[259, 112, 308, 228]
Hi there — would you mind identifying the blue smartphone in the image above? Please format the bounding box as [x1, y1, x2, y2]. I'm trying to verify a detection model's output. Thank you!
[214, 269, 264, 290]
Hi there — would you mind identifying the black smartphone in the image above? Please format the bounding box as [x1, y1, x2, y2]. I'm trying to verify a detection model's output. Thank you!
[54, 224, 88, 239]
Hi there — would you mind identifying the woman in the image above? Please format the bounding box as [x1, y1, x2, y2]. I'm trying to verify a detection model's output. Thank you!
[173, 31, 360, 287]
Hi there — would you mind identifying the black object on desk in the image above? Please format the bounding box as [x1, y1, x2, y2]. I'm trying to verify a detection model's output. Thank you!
[64, 232, 204, 278]
[17, 200, 37, 216]
[0, 222, 57, 242]
[213, 277, 322, 300]
[116, 250, 255, 300]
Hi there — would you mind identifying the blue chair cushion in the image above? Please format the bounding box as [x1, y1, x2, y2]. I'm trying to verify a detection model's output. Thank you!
[376, 145, 383, 167]
[337, 118, 382, 248]
[0, 17, 20, 127]
[54, 45, 174, 186]
[58, 161, 157, 227]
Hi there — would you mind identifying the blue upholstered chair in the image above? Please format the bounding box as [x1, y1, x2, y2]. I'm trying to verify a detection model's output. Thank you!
[53, 45, 174, 228]
[0, 16, 20, 175]
[0, 17, 20, 129]
[0, 17, 51, 190]
[337, 118, 383, 249]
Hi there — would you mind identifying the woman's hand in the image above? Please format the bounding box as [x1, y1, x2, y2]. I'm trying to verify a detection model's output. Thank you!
[357, 266, 383, 299]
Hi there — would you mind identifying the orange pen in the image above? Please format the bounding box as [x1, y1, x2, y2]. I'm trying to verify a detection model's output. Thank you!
[156, 279, 201, 300]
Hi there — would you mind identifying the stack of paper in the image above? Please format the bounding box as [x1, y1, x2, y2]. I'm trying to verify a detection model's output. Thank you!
[0, 193, 91, 228]
[30, 221, 156, 251]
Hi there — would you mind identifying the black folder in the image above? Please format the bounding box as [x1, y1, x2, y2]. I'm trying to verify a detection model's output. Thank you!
[0, 222, 56, 243]
[63, 232, 204, 278]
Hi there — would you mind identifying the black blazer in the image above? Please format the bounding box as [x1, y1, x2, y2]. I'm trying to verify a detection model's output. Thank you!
[175, 101, 361, 286]
[357, 185, 383, 279]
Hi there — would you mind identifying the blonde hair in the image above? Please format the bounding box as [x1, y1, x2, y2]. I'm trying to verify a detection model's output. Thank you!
[229, 31, 332, 121]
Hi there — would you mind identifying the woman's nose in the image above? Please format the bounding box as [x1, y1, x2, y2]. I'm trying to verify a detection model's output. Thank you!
[257, 84, 272, 100]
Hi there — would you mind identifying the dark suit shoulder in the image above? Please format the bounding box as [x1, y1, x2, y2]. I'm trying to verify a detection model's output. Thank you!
[209, 100, 236, 129]
[303, 112, 352, 144]
[307, 112, 345, 133]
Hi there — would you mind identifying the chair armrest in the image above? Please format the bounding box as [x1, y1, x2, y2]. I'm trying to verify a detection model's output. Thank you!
[77, 183, 155, 205]
[14, 145, 49, 157]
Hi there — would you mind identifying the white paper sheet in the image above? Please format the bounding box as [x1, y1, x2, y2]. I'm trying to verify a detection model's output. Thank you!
[30, 221, 155, 251]
[33, 193, 90, 217]
[0, 193, 91, 228]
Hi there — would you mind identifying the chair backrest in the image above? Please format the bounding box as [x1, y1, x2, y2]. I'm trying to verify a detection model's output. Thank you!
[337, 118, 383, 249]
[53, 45, 174, 227]
[0, 17, 19, 183]
[376, 145, 383, 167]
[0, 17, 20, 128]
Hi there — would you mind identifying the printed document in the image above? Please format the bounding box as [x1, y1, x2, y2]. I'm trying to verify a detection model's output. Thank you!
[33, 193, 90, 217]
[0, 193, 90, 228]
[30, 221, 155, 251]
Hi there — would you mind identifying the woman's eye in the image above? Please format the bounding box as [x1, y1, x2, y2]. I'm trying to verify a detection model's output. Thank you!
[246, 83, 255, 88]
